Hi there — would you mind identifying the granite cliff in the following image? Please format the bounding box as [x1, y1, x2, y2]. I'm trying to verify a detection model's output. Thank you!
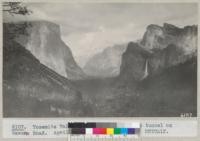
[3, 22, 91, 117]
[120, 23, 197, 80]
[4, 21, 85, 80]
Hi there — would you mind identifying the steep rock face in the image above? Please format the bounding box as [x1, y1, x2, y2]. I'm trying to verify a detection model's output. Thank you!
[83, 44, 127, 77]
[116, 23, 197, 116]
[120, 42, 151, 80]
[4, 21, 85, 80]
[3, 39, 88, 117]
[121, 23, 197, 80]
[148, 44, 191, 74]
[141, 23, 197, 54]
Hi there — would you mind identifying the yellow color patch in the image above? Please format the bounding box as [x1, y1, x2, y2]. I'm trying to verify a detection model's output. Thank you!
[106, 128, 114, 135]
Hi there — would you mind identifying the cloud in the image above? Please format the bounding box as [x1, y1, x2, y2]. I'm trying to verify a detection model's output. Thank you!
[63, 23, 146, 67]
[3, 2, 198, 67]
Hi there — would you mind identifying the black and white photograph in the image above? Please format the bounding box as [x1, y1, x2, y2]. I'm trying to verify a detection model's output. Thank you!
[3, 2, 197, 117]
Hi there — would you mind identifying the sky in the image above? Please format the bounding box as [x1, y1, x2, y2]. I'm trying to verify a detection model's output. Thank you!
[3, 2, 198, 67]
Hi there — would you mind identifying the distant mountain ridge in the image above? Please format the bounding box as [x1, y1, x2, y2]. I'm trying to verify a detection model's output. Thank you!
[83, 44, 127, 77]
[4, 21, 86, 80]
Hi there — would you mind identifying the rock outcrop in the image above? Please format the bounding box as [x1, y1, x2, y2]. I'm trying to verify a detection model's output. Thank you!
[141, 23, 197, 54]
[4, 21, 85, 80]
[3, 23, 92, 117]
[120, 23, 197, 80]
[120, 42, 151, 80]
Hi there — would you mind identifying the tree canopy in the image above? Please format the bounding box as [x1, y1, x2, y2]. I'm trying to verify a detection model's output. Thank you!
[3, 2, 32, 15]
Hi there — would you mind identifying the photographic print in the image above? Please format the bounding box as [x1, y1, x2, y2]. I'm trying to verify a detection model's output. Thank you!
[3, 2, 197, 117]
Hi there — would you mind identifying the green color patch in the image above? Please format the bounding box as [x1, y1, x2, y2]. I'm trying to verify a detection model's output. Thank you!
[114, 128, 121, 134]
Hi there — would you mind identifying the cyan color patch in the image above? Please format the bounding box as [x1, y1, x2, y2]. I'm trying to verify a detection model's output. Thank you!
[120, 128, 128, 135]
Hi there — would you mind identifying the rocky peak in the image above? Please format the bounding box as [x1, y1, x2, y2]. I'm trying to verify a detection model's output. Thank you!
[163, 23, 181, 35]
[183, 25, 197, 32]
[141, 23, 197, 54]
[147, 24, 162, 31]
[140, 24, 165, 50]
[163, 23, 179, 30]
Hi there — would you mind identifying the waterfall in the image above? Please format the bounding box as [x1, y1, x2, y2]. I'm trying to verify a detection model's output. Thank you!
[142, 59, 149, 79]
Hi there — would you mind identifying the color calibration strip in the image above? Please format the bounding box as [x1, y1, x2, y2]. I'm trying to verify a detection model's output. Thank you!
[70, 127, 138, 135]
[68, 122, 140, 136]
